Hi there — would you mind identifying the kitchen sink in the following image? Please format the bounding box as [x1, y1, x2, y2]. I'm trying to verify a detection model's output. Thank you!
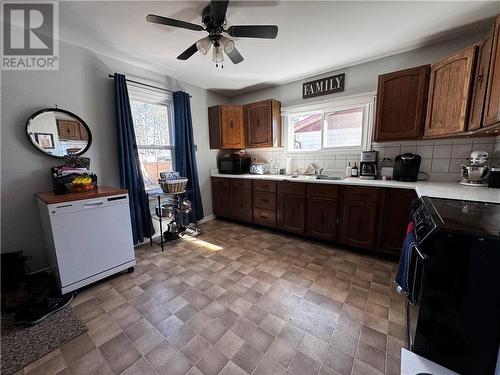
[289, 175, 317, 180]
[315, 175, 342, 180]
[288, 175, 342, 181]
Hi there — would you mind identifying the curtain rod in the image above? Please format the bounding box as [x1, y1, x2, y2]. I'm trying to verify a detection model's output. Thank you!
[108, 74, 191, 98]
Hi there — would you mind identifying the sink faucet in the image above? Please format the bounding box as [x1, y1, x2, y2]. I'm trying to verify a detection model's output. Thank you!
[315, 167, 324, 176]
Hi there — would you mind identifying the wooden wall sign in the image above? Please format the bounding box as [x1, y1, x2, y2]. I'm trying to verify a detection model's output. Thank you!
[303, 73, 345, 99]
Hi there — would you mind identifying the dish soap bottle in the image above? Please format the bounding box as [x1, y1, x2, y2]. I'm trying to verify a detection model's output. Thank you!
[351, 162, 359, 177]
[345, 162, 352, 177]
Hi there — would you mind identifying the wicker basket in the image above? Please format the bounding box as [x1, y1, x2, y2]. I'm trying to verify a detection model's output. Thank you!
[159, 178, 188, 193]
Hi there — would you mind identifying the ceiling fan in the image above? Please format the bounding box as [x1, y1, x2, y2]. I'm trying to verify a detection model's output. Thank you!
[146, 0, 278, 67]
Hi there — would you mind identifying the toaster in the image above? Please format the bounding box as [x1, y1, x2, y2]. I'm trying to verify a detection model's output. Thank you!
[250, 162, 269, 175]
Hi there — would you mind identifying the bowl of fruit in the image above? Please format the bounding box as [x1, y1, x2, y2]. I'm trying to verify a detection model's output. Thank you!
[65, 173, 97, 193]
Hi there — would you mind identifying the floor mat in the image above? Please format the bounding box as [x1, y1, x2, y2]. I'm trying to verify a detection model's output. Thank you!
[1, 306, 87, 375]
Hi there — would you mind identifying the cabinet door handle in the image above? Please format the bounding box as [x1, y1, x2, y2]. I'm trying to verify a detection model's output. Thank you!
[261, 199, 269, 203]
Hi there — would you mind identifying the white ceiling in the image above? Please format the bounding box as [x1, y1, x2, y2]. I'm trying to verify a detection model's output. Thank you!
[59, 1, 499, 96]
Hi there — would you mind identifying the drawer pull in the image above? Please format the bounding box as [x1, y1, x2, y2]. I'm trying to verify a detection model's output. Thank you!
[260, 199, 269, 203]
[260, 215, 269, 219]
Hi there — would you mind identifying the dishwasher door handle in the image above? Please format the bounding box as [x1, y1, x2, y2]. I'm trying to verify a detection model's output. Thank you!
[83, 201, 104, 208]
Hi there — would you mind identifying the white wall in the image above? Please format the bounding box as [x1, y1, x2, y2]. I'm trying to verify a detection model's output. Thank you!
[227, 31, 499, 181]
[1, 41, 228, 270]
[230, 32, 485, 107]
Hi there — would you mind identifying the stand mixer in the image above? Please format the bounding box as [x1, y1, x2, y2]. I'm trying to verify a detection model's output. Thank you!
[460, 151, 490, 187]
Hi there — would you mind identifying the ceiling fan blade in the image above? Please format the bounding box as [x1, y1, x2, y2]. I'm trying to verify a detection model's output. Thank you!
[226, 25, 278, 39]
[177, 43, 198, 60]
[226, 47, 244, 64]
[210, 0, 229, 24]
[146, 14, 204, 32]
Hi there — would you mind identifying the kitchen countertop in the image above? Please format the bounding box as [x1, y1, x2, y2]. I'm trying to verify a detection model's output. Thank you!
[211, 172, 500, 204]
[36, 186, 128, 204]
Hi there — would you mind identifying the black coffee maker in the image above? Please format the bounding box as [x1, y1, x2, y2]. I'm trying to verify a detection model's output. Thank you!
[393, 153, 421, 182]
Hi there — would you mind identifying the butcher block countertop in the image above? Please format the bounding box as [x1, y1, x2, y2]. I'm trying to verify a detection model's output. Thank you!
[36, 186, 128, 205]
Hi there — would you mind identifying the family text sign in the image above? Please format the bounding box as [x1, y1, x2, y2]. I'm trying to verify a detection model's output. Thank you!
[303, 73, 345, 99]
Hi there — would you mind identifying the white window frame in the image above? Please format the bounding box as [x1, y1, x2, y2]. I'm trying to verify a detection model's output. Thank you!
[283, 92, 375, 153]
[128, 81, 175, 191]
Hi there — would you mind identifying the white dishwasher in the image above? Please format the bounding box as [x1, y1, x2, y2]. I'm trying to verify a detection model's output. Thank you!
[37, 189, 136, 294]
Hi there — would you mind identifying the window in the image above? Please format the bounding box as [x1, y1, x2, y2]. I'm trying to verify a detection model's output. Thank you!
[128, 83, 174, 190]
[290, 112, 322, 151]
[324, 107, 364, 148]
[285, 94, 374, 152]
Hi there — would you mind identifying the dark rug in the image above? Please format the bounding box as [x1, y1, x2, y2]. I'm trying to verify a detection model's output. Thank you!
[1, 307, 87, 375]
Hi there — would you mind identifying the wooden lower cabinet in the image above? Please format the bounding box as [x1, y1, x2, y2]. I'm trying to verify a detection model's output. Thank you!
[379, 189, 417, 254]
[253, 208, 276, 227]
[306, 197, 337, 240]
[277, 194, 306, 234]
[230, 184, 252, 222]
[212, 178, 230, 217]
[277, 182, 306, 233]
[338, 199, 378, 250]
[306, 184, 338, 240]
[212, 177, 414, 255]
[253, 180, 277, 228]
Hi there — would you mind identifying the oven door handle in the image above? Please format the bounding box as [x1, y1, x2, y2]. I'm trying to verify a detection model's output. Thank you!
[406, 243, 428, 351]
[408, 244, 427, 306]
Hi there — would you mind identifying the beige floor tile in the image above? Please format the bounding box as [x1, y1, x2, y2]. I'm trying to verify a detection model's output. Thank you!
[24, 349, 66, 375]
[19, 220, 403, 375]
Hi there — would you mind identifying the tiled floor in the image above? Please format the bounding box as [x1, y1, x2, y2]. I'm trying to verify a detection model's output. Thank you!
[17, 220, 407, 375]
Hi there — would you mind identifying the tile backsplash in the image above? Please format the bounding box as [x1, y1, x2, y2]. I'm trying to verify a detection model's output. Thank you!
[243, 136, 500, 182]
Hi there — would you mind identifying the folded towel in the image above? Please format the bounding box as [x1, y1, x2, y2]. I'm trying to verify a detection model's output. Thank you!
[395, 223, 416, 295]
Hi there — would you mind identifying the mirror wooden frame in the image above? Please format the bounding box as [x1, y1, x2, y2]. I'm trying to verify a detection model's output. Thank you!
[26, 108, 92, 159]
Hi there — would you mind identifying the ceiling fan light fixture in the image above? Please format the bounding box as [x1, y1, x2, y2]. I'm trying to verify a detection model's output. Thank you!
[212, 43, 224, 65]
[196, 36, 212, 55]
[219, 35, 235, 54]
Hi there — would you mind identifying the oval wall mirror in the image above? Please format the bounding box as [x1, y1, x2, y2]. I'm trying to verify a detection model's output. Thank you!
[26, 108, 92, 159]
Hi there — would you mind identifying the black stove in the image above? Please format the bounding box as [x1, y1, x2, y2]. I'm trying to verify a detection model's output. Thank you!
[407, 197, 500, 375]
[413, 196, 500, 242]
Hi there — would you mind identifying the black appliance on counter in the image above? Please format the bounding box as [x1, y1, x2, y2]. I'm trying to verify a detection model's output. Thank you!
[393, 153, 421, 182]
[217, 154, 251, 174]
[405, 197, 500, 375]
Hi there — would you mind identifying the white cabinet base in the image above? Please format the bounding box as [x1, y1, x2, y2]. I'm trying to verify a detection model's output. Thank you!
[61, 260, 135, 294]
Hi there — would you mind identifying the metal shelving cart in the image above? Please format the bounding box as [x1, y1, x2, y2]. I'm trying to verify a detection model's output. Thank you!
[149, 189, 192, 251]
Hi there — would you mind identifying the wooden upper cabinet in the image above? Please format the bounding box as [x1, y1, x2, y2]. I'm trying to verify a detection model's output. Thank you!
[57, 120, 81, 140]
[374, 65, 430, 141]
[208, 105, 245, 149]
[484, 15, 500, 128]
[469, 29, 494, 131]
[244, 100, 282, 148]
[424, 46, 477, 138]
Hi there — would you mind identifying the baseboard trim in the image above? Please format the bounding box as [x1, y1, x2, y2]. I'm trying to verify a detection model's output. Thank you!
[134, 215, 215, 248]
